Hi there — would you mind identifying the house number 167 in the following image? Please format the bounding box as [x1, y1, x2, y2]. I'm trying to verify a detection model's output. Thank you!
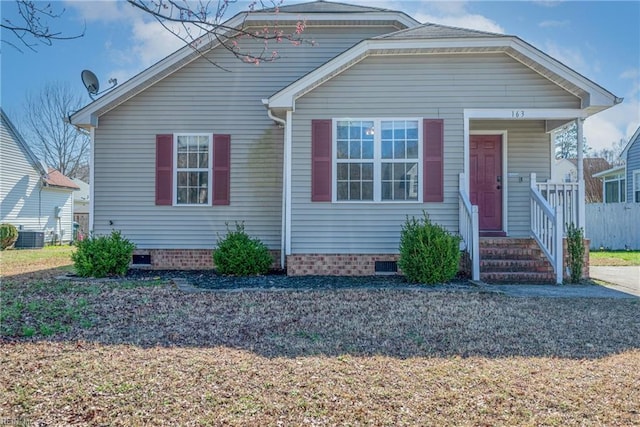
[512, 110, 525, 118]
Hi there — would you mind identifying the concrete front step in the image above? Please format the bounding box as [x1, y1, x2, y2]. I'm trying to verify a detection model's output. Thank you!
[480, 271, 555, 284]
[480, 259, 553, 273]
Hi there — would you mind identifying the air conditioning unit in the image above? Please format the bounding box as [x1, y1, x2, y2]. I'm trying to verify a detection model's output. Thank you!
[15, 231, 45, 249]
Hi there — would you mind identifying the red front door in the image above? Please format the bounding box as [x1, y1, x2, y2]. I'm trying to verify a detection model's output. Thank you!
[470, 135, 503, 232]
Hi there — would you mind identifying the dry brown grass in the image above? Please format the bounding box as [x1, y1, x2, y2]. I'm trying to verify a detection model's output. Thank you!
[1, 250, 639, 425]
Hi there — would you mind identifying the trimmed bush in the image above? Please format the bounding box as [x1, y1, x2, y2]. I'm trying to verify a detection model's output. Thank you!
[566, 222, 585, 283]
[398, 212, 461, 284]
[1, 223, 19, 250]
[213, 222, 273, 276]
[72, 230, 136, 278]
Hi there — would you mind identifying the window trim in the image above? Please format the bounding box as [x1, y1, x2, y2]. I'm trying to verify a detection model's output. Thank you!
[173, 133, 213, 206]
[634, 169, 640, 203]
[331, 118, 423, 203]
[603, 172, 626, 203]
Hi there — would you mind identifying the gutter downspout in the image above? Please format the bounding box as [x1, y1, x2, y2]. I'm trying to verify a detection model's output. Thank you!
[264, 101, 288, 270]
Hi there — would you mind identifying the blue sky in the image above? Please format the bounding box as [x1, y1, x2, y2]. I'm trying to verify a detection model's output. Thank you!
[1, 0, 639, 152]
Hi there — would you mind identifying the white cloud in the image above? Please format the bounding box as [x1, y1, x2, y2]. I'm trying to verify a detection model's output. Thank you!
[64, 0, 138, 22]
[585, 96, 640, 152]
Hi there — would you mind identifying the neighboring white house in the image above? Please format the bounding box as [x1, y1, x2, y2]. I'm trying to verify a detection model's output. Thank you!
[0, 108, 79, 244]
[551, 158, 577, 183]
[70, 1, 621, 282]
[71, 178, 90, 237]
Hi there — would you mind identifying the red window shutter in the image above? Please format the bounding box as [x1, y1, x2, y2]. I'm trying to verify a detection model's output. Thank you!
[423, 119, 444, 202]
[311, 119, 332, 202]
[155, 134, 173, 206]
[212, 134, 231, 205]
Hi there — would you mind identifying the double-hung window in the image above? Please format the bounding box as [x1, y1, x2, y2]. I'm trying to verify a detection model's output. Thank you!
[634, 170, 640, 203]
[175, 134, 212, 205]
[334, 119, 421, 202]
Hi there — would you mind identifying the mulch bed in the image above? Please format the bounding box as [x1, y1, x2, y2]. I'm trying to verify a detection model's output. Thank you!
[124, 268, 476, 291]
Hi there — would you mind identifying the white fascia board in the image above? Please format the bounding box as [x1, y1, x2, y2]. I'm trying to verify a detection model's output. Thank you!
[592, 165, 625, 178]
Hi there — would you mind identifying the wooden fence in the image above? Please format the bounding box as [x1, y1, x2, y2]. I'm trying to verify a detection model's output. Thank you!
[585, 203, 640, 250]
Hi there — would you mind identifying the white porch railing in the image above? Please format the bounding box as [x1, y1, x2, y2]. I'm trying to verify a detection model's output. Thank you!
[536, 180, 580, 234]
[459, 173, 480, 281]
[530, 173, 563, 284]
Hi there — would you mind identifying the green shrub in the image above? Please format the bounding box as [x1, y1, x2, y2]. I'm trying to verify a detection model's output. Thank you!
[398, 212, 461, 284]
[72, 230, 135, 277]
[213, 222, 273, 276]
[566, 222, 585, 283]
[1, 223, 19, 250]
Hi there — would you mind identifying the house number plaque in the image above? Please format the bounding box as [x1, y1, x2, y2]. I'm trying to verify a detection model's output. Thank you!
[511, 110, 525, 118]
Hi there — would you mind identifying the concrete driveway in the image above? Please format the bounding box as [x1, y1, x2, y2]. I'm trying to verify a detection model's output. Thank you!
[590, 266, 640, 297]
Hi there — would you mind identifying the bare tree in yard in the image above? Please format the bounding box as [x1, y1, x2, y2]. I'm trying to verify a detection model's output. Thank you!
[23, 82, 90, 181]
[555, 122, 590, 159]
[1, 0, 84, 52]
[126, 0, 310, 68]
[591, 138, 627, 165]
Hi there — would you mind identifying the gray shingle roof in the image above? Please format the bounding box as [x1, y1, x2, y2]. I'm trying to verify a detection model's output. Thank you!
[375, 22, 505, 40]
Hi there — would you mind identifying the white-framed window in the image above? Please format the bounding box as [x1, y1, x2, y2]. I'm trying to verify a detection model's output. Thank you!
[603, 172, 626, 203]
[333, 118, 422, 202]
[634, 169, 640, 203]
[174, 133, 212, 205]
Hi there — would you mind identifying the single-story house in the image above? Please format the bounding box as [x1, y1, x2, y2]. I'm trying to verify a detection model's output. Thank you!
[70, 1, 621, 283]
[1, 108, 79, 245]
[593, 125, 640, 203]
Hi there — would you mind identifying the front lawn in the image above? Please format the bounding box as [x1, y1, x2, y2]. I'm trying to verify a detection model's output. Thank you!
[1, 273, 639, 425]
[590, 250, 640, 266]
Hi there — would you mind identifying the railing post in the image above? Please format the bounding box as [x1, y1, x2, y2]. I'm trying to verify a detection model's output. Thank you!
[555, 204, 563, 284]
[472, 205, 480, 281]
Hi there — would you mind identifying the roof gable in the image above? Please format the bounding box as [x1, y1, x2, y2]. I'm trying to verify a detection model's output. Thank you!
[70, 1, 418, 128]
[266, 32, 621, 114]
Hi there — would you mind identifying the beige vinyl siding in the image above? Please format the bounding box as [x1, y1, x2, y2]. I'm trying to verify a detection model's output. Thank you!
[289, 53, 579, 253]
[93, 25, 398, 249]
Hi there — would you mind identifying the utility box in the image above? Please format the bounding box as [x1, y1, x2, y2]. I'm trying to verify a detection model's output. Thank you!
[15, 231, 45, 249]
[54, 206, 62, 218]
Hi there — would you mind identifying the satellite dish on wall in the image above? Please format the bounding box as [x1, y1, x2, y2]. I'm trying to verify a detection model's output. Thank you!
[81, 69, 117, 100]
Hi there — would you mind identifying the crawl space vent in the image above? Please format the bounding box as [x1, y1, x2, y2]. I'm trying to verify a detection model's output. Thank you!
[375, 261, 398, 274]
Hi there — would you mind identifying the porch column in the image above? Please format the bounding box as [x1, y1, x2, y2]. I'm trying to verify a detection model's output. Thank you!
[576, 118, 586, 230]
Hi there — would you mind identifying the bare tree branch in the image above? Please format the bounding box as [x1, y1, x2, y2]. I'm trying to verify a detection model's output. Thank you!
[125, 0, 313, 69]
[1, 0, 85, 53]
